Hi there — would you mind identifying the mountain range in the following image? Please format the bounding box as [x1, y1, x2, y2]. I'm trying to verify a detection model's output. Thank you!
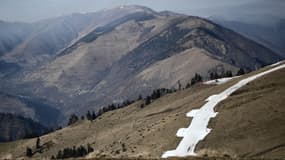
[0, 113, 48, 142]
[0, 4, 284, 160]
[210, 16, 285, 58]
[0, 5, 282, 130]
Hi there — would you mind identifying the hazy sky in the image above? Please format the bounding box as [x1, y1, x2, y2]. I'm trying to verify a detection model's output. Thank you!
[0, 0, 262, 22]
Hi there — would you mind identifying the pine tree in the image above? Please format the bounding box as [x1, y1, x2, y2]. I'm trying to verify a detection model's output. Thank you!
[145, 96, 151, 105]
[210, 72, 215, 80]
[86, 111, 92, 120]
[225, 70, 233, 77]
[68, 114, 79, 125]
[26, 147, 33, 157]
[177, 80, 182, 90]
[57, 150, 63, 159]
[156, 89, 161, 98]
[214, 72, 220, 79]
[72, 146, 76, 157]
[210, 72, 220, 80]
[92, 111, 97, 120]
[87, 143, 94, 153]
[137, 94, 142, 101]
[236, 68, 245, 76]
[185, 83, 191, 89]
[191, 73, 203, 85]
[36, 137, 40, 149]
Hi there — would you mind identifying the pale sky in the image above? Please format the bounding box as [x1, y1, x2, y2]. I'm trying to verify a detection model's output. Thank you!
[0, 0, 263, 22]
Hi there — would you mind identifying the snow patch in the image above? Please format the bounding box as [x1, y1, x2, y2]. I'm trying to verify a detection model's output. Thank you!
[162, 64, 285, 158]
[187, 109, 199, 117]
[270, 62, 282, 67]
[177, 128, 188, 137]
[203, 77, 238, 85]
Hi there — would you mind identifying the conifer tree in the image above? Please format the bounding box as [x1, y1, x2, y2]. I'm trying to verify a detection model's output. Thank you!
[68, 114, 79, 125]
[26, 147, 33, 157]
[225, 70, 233, 77]
[87, 143, 94, 153]
[236, 68, 245, 76]
[56, 150, 63, 159]
[92, 111, 96, 120]
[137, 94, 142, 100]
[86, 111, 92, 121]
[36, 137, 40, 149]
[186, 83, 191, 89]
[191, 73, 203, 85]
[145, 96, 151, 105]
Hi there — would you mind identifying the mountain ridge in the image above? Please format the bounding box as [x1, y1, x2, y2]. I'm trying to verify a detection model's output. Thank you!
[0, 113, 49, 142]
[0, 5, 282, 122]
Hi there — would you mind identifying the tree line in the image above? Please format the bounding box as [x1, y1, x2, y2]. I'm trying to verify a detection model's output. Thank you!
[67, 88, 176, 125]
[52, 144, 94, 159]
[67, 99, 136, 125]
[141, 88, 175, 107]
[209, 68, 245, 80]
[67, 68, 246, 125]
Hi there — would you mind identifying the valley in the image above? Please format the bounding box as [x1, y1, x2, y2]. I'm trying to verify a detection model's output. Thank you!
[0, 3, 284, 160]
[0, 6, 281, 124]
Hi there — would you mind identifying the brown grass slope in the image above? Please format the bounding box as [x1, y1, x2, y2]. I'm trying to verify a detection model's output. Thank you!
[15, 6, 281, 118]
[197, 66, 285, 158]
[0, 64, 284, 159]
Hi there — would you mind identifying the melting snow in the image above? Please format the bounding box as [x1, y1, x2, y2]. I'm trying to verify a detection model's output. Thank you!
[162, 63, 285, 158]
[203, 77, 238, 85]
[271, 61, 282, 67]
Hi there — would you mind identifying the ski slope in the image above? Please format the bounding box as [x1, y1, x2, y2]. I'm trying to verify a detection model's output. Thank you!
[162, 63, 285, 158]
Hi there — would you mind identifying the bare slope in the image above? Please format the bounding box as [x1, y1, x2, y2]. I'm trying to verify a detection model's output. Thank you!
[1, 6, 154, 69]
[0, 63, 284, 159]
[17, 6, 281, 117]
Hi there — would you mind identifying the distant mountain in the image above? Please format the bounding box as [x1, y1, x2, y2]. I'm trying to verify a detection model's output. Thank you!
[190, 0, 285, 59]
[0, 7, 151, 70]
[0, 5, 282, 123]
[23, 6, 281, 114]
[183, 0, 285, 58]
[0, 113, 48, 142]
[0, 13, 98, 69]
[211, 17, 285, 58]
[0, 92, 64, 128]
[0, 21, 34, 57]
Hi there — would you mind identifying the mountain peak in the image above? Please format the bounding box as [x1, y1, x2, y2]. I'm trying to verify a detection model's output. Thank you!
[104, 5, 156, 14]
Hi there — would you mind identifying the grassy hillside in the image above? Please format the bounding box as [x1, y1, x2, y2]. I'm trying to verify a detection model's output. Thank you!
[197, 65, 285, 158]
[0, 63, 284, 159]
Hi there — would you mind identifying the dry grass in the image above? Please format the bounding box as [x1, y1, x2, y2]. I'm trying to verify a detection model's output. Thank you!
[0, 64, 285, 160]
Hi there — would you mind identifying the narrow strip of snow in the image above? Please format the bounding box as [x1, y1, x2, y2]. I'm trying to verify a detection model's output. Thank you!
[203, 76, 239, 85]
[162, 64, 285, 158]
[270, 61, 282, 67]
